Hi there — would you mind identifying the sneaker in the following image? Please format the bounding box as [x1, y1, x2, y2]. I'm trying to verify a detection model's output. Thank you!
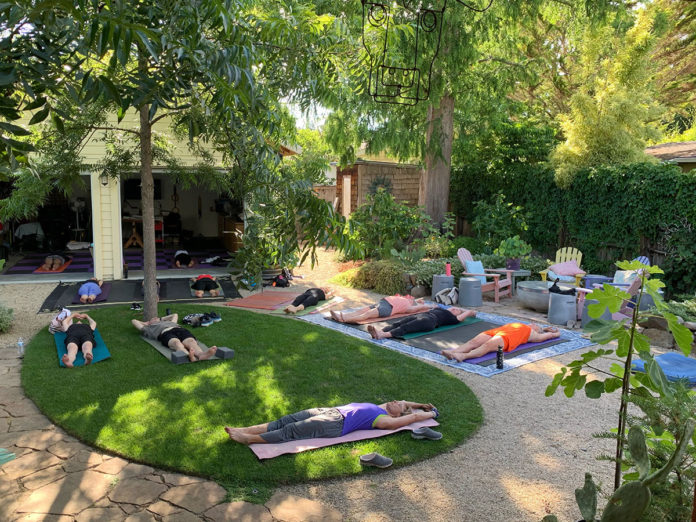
[208, 311, 222, 322]
[359, 452, 392, 468]
[200, 314, 213, 327]
[411, 427, 443, 441]
[130, 303, 142, 311]
[183, 313, 204, 326]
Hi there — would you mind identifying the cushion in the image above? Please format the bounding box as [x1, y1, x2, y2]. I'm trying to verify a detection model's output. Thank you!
[465, 260, 486, 285]
[548, 260, 585, 277]
[613, 270, 638, 285]
[546, 269, 576, 283]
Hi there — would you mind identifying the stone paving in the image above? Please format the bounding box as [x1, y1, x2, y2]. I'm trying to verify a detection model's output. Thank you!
[0, 308, 342, 521]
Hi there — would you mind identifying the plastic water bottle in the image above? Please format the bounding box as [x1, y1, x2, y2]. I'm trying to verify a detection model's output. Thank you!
[496, 346, 504, 369]
[17, 337, 25, 358]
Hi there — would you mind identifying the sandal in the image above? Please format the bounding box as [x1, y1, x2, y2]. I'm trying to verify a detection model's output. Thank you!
[359, 452, 393, 468]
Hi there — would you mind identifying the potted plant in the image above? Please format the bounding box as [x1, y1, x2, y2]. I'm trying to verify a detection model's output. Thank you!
[495, 236, 532, 270]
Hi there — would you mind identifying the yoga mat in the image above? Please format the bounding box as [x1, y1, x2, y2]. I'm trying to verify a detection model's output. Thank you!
[7, 250, 94, 274]
[54, 329, 111, 367]
[468, 339, 567, 366]
[33, 259, 73, 273]
[400, 316, 481, 339]
[249, 417, 440, 459]
[270, 296, 345, 316]
[225, 291, 300, 310]
[71, 282, 112, 304]
[350, 311, 422, 325]
[633, 352, 696, 385]
[140, 335, 232, 364]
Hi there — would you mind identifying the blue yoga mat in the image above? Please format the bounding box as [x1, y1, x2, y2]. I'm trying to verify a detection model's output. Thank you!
[53, 329, 111, 367]
[633, 352, 696, 385]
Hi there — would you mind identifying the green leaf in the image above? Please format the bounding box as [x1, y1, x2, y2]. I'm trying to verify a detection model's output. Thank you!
[99, 75, 121, 106]
[136, 30, 159, 62]
[663, 312, 694, 355]
[628, 426, 650, 478]
[23, 97, 47, 111]
[545, 368, 566, 397]
[604, 377, 623, 393]
[585, 379, 604, 398]
[0, 122, 30, 136]
[28, 106, 50, 125]
[51, 113, 64, 133]
[645, 358, 673, 397]
[584, 319, 616, 344]
[0, 67, 17, 86]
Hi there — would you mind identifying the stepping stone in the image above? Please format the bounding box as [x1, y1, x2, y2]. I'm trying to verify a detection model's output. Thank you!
[22, 464, 67, 490]
[13, 513, 73, 521]
[160, 481, 226, 514]
[75, 506, 126, 522]
[0, 474, 22, 496]
[124, 511, 156, 522]
[4, 399, 41, 417]
[0, 417, 8, 432]
[161, 511, 201, 522]
[9, 415, 54, 432]
[147, 500, 182, 517]
[62, 450, 103, 473]
[10, 430, 68, 451]
[266, 493, 342, 522]
[94, 456, 129, 475]
[205, 501, 273, 522]
[16, 470, 113, 516]
[161, 473, 204, 486]
[0, 491, 23, 521]
[109, 477, 168, 505]
[117, 463, 154, 480]
[47, 441, 84, 459]
[2, 450, 63, 480]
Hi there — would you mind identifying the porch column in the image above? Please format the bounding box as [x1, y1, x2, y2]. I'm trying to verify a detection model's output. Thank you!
[90, 173, 124, 280]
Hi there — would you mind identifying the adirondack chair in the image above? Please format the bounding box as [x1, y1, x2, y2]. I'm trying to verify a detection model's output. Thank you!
[602, 256, 651, 290]
[540, 247, 584, 286]
[577, 275, 643, 322]
[457, 248, 513, 303]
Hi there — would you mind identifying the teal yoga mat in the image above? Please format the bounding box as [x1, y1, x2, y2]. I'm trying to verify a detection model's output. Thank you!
[53, 329, 111, 367]
[399, 316, 482, 339]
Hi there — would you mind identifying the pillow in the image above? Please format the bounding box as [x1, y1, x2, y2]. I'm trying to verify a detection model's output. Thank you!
[613, 270, 638, 285]
[465, 260, 486, 285]
[548, 260, 586, 276]
[546, 269, 576, 283]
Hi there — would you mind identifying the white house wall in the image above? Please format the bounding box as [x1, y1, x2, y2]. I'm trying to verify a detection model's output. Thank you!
[91, 173, 123, 280]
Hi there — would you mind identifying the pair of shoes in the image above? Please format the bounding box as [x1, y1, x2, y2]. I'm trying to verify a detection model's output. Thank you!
[130, 303, 142, 311]
[183, 313, 205, 327]
[207, 311, 221, 323]
[411, 427, 442, 441]
[359, 452, 392, 468]
[200, 314, 214, 327]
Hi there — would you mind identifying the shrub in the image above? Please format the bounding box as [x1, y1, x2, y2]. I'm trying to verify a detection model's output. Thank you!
[471, 193, 528, 250]
[349, 189, 435, 259]
[409, 257, 463, 287]
[372, 262, 406, 295]
[663, 298, 696, 322]
[520, 255, 549, 280]
[328, 267, 360, 288]
[0, 304, 14, 333]
[340, 260, 406, 295]
[423, 234, 453, 259]
[450, 236, 487, 256]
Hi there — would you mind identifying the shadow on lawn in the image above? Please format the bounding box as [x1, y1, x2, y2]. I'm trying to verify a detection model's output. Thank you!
[21, 305, 482, 495]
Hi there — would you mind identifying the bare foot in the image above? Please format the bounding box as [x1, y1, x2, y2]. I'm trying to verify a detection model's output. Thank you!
[84, 352, 93, 365]
[187, 349, 196, 362]
[224, 426, 252, 445]
[62, 354, 74, 368]
[368, 326, 390, 340]
[210, 290, 220, 297]
[286, 305, 297, 314]
[367, 325, 378, 339]
[440, 350, 454, 360]
[330, 310, 341, 322]
[463, 310, 476, 319]
[451, 352, 469, 362]
[197, 346, 218, 361]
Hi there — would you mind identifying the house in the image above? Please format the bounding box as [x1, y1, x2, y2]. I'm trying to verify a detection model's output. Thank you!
[4, 112, 297, 280]
[645, 141, 696, 172]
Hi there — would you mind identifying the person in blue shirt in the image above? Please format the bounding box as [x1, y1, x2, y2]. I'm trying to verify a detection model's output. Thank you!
[225, 400, 437, 444]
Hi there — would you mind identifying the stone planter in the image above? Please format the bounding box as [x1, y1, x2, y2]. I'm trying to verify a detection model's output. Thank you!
[506, 258, 521, 270]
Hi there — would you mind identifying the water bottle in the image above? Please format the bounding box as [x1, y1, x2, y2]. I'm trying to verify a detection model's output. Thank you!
[17, 337, 25, 358]
[496, 346, 504, 369]
[166, 308, 171, 316]
[124, 263, 129, 279]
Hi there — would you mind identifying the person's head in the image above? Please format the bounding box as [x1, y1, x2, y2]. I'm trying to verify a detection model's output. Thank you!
[320, 287, 334, 298]
[385, 400, 413, 418]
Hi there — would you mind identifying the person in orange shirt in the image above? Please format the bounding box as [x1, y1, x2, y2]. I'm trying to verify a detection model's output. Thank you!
[441, 323, 559, 362]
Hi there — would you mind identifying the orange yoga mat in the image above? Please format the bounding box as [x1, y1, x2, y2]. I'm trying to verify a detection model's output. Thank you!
[225, 291, 301, 310]
[33, 259, 73, 273]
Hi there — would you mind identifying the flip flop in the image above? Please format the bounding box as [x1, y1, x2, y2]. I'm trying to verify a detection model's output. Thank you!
[359, 452, 393, 468]
[411, 427, 442, 441]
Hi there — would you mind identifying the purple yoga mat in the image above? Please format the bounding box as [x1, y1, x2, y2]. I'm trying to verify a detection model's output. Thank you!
[71, 282, 112, 304]
[464, 339, 564, 365]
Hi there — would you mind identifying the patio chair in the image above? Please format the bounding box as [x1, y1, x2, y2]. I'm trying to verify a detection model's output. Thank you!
[540, 247, 584, 286]
[604, 256, 651, 290]
[577, 275, 643, 322]
[457, 248, 513, 303]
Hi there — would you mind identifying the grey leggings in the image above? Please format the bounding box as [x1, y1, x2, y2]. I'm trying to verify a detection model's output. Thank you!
[261, 408, 344, 443]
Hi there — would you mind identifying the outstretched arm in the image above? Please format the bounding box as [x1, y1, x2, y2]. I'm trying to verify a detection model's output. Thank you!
[161, 313, 178, 323]
[405, 304, 433, 314]
[374, 410, 436, 430]
[61, 315, 72, 332]
[402, 401, 434, 411]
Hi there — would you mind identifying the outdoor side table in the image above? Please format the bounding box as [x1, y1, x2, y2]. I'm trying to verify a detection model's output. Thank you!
[432, 274, 455, 299]
[459, 277, 482, 307]
[548, 292, 577, 325]
[488, 268, 531, 296]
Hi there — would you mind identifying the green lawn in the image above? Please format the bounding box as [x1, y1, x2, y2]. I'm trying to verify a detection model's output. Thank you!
[22, 304, 483, 502]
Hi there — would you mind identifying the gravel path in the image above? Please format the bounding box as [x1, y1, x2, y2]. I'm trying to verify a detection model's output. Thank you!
[0, 250, 622, 521]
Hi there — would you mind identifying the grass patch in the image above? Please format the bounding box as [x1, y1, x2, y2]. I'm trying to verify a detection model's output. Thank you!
[22, 304, 483, 502]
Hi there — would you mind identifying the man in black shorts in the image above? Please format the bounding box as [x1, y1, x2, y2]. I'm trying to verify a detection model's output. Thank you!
[132, 313, 217, 362]
[61, 313, 97, 368]
[190, 274, 220, 298]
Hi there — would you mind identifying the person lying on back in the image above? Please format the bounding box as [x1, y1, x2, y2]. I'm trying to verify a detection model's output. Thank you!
[132, 313, 217, 362]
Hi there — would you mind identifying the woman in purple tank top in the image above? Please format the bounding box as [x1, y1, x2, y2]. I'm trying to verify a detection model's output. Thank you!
[225, 400, 438, 445]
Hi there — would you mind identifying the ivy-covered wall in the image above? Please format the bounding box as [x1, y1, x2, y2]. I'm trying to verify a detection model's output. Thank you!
[451, 142, 696, 294]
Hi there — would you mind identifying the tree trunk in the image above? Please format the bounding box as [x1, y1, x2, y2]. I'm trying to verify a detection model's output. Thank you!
[422, 92, 455, 226]
[139, 103, 158, 320]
